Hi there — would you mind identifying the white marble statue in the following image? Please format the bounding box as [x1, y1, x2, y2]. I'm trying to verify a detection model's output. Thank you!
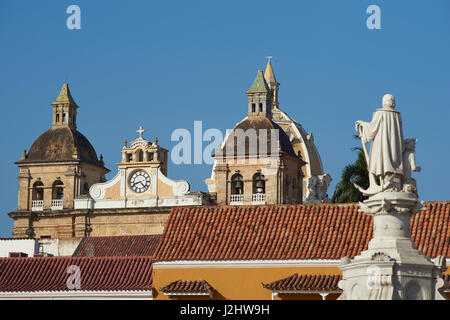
[305, 174, 331, 203]
[338, 94, 448, 300]
[354, 94, 405, 195]
[402, 138, 421, 194]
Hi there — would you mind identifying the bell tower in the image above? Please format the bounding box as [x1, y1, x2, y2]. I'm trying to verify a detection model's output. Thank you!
[11, 83, 109, 238]
[52, 83, 78, 129]
[246, 70, 272, 118]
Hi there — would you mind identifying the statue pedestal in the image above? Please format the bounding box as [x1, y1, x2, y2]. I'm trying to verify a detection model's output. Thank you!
[338, 192, 448, 300]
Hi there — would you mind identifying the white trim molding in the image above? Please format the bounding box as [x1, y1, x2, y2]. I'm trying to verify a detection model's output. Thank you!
[270, 290, 342, 300]
[163, 292, 209, 296]
[153, 259, 341, 269]
[0, 290, 154, 300]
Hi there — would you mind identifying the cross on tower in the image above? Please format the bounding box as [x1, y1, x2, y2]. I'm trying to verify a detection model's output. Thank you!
[265, 56, 273, 63]
[137, 126, 146, 139]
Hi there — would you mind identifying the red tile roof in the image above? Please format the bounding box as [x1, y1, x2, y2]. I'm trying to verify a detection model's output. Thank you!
[262, 274, 342, 292]
[160, 280, 214, 295]
[0, 256, 153, 292]
[73, 235, 161, 257]
[153, 202, 450, 261]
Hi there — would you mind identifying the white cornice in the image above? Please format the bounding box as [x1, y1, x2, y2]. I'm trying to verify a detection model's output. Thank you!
[153, 259, 341, 269]
[154, 258, 450, 269]
[0, 290, 153, 300]
[271, 290, 342, 294]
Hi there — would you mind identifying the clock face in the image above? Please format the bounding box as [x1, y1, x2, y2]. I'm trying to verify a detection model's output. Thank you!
[129, 170, 151, 193]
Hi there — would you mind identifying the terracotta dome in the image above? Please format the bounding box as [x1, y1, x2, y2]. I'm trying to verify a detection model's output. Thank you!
[218, 117, 296, 158]
[22, 126, 103, 167]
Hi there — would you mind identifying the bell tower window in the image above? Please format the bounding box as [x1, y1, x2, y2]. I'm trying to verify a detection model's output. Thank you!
[32, 181, 44, 201]
[252, 173, 266, 204]
[259, 103, 263, 112]
[230, 173, 244, 205]
[137, 149, 143, 162]
[51, 180, 64, 210]
[253, 173, 265, 194]
[231, 174, 243, 195]
[52, 180, 64, 200]
[31, 181, 44, 211]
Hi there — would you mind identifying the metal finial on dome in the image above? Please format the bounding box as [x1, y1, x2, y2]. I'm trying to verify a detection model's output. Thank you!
[124, 139, 128, 147]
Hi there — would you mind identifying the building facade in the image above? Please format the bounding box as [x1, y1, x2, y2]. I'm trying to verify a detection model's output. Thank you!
[205, 61, 331, 204]
[9, 84, 209, 239]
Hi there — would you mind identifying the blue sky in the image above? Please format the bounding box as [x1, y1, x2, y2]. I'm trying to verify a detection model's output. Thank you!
[0, 1, 449, 237]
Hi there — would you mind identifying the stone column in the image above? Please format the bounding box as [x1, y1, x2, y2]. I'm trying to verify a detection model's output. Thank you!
[214, 164, 229, 204]
[43, 187, 53, 210]
[243, 175, 253, 204]
[143, 150, 148, 162]
[17, 169, 31, 211]
[338, 187, 448, 300]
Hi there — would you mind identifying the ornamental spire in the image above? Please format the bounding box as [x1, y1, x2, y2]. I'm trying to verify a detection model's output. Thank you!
[51, 83, 79, 129]
[247, 70, 270, 94]
[52, 83, 78, 107]
[264, 57, 277, 84]
[263, 58, 280, 109]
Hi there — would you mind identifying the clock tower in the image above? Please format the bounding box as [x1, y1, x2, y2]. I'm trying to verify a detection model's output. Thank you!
[75, 126, 208, 209]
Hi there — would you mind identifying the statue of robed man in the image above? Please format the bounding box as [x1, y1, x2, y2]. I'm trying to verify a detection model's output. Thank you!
[355, 94, 405, 195]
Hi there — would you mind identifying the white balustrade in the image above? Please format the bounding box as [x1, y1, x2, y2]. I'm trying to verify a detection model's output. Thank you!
[31, 200, 44, 211]
[51, 199, 63, 210]
[230, 194, 244, 205]
[252, 193, 266, 205]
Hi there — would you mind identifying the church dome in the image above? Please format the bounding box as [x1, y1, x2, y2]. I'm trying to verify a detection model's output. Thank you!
[219, 117, 296, 158]
[22, 126, 103, 167]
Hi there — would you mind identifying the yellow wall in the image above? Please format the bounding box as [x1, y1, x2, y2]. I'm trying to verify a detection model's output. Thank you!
[153, 266, 341, 300]
[154, 267, 450, 300]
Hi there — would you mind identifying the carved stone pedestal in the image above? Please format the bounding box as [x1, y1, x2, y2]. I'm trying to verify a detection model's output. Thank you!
[338, 192, 448, 300]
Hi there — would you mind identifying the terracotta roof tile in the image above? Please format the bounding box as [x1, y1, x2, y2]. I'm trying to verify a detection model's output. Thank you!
[262, 274, 342, 292]
[73, 235, 161, 257]
[160, 280, 214, 294]
[153, 202, 450, 261]
[0, 256, 153, 292]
